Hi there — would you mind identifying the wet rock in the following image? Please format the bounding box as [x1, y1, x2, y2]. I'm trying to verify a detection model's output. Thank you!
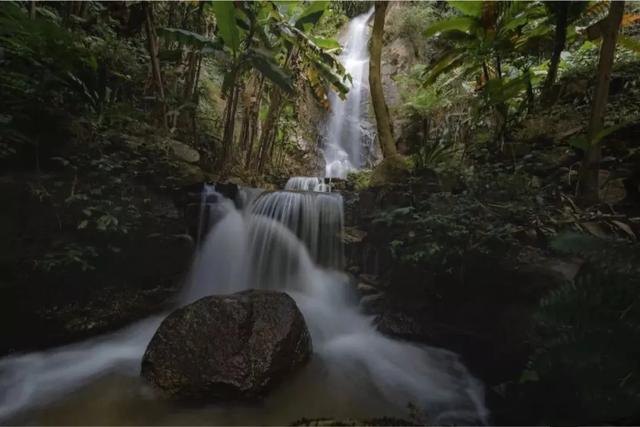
[359, 274, 383, 287]
[324, 177, 346, 191]
[359, 292, 386, 315]
[356, 282, 379, 297]
[215, 182, 240, 201]
[375, 310, 431, 341]
[141, 290, 312, 401]
[600, 177, 627, 204]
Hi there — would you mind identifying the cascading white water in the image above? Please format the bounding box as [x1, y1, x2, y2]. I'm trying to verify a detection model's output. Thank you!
[323, 9, 377, 179]
[184, 177, 488, 424]
[251, 191, 344, 269]
[285, 177, 329, 192]
[0, 177, 488, 424]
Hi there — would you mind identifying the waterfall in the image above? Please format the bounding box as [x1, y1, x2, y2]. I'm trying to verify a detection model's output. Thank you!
[0, 177, 488, 424]
[251, 191, 344, 269]
[183, 177, 488, 424]
[323, 9, 378, 179]
[284, 177, 330, 192]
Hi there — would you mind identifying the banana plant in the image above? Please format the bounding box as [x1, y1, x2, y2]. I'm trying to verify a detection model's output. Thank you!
[180, 1, 348, 171]
[422, 1, 548, 144]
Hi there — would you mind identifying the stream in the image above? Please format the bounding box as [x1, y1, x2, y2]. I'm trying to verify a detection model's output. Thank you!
[0, 180, 487, 425]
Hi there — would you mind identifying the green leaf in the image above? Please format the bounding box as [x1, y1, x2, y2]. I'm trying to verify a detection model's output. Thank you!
[295, 0, 328, 29]
[568, 135, 589, 151]
[449, 0, 483, 17]
[423, 51, 466, 86]
[593, 119, 640, 145]
[312, 60, 350, 97]
[309, 35, 341, 50]
[248, 48, 294, 94]
[519, 369, 540, 384]
[484, 74, 530, 106]
[618, 35, 640, 55]
[424, 16, 478, 38]
[209, 2, 240, 54]
[570, 117, 640, 152]
[158, 27, 222, 51]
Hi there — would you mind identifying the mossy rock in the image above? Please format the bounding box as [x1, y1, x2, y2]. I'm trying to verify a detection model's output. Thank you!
[369, 156, 411, 187]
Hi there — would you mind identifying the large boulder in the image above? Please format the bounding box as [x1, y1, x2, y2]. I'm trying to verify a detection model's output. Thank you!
[141, 289, 312, 400]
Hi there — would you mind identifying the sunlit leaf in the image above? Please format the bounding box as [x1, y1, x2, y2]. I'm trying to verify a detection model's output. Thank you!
[423, 51, 466, 86]
[424, 16, 478, 38]
[449, 0, 483, 17]
[618, 35, 640, 55]
[309, 35, 341, 50]
[248, 48, 294, 94]
[295, 0, 328, 29]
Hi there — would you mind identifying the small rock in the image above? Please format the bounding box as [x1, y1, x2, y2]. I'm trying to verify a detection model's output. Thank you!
[358, 274, 382, 287]
[356, 282, 379, 297]
[375, 310, 431, 341]
[600, 177, 627, 204]
[168, 140, 200, 164]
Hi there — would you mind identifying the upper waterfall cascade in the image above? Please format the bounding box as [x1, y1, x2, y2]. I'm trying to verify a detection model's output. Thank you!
[323, 9, 377, 179]
[284, 177, 331, 192]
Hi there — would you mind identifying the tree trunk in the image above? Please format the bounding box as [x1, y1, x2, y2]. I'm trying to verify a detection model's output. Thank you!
[369, 1, 397, 159]
[78, 1, 88, 19]
[578, 1, 625, 205]
[239, 74, 259, 152]
[257, 89, 283, 173]
[482, 62, 490, 83]
[143, 2, 167, 128]
[542, 2, 569, 103]
[245, 77, 264, 169]
[221, 83, 240, 169]
[526, 70, 535, 112]
[255, 47, 295, 172]
[28, 1, 36, 19]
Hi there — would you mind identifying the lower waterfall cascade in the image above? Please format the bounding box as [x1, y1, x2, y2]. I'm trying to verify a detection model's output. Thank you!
[0, 177, 488, 425]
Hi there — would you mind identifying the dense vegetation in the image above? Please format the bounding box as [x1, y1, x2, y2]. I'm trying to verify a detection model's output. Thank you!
[1, 1, 640, 426]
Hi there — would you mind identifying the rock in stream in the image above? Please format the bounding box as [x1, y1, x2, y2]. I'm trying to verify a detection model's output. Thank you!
[141, 289, 312, 401]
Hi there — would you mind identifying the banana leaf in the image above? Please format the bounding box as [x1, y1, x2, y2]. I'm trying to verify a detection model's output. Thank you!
[295, 1, 328, 30]
[449, 0, 483, 18]
[424, 16, 479, 38]
[158, 28, 222, 51]
[208, 1, 240, 55]
[248, 47, 294, 94]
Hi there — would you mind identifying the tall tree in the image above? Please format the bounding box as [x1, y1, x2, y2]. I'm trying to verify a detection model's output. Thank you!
[541, 1, 569, 103]
[142, 2, 167, 128]
[578, 0, 625, 205]
[541, 2, 590, 104]
[369, 1, 398, 159]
